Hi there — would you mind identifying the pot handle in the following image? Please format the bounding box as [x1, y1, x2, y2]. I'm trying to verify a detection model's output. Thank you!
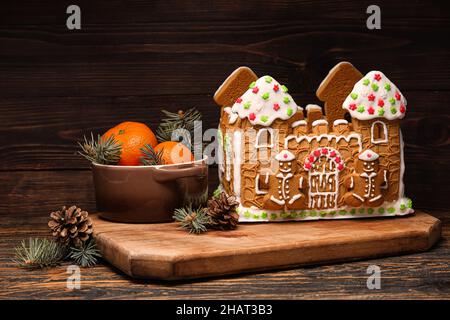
[153, 165, 206, 183]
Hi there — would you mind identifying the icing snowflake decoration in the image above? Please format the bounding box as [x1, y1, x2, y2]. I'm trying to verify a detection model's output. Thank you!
[225, 75, 299, 126]
[343, 71, 407, 121]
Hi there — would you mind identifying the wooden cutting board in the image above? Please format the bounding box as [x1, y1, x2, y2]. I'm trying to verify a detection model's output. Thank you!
[92, 211, 441, 280]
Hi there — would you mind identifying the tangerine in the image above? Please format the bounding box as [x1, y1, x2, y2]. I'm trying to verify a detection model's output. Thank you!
[154, 141, 194, 165]
[102, 121, 157, 166]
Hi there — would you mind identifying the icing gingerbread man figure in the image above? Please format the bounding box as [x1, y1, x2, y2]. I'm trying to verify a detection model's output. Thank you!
[343, 149, 388, 207]
[258, 150, 307, 211]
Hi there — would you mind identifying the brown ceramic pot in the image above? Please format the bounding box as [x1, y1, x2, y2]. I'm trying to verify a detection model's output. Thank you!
[92, 157, 208, 223]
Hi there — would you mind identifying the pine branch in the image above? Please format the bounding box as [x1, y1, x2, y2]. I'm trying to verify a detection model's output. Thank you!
[173, 205, 209, 234]
[14, 238, 67, 269]
[78, 133, 122, 165]
[68, 238, 102, 268]
[156, 108, 202, 151]
[140, 144, 165, 166]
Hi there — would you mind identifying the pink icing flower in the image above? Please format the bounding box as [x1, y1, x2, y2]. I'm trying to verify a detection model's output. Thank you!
[349, 103, 357, 111]
[249, 113, 256, 121]
[273, 103, 280, 111]
[273, 84, 279, 92]
[377, 99, 384, 107]
[252, 87, 259, 94]
[368, 94, 375, 102]
[235, 97, 242, 103]
[374, 73, 382, 81]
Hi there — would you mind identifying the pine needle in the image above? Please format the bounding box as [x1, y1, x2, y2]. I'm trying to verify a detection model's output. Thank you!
[68, 238, 102, 268]
[14, 238, 67, 269]
[140, 144, 165, 166]
[156, 108, 202, 151]
[78, 133, 122, 165]
[173, 205, 209, 234]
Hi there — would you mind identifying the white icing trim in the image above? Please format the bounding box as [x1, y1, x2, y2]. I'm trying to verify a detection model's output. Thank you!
[381, 169, 388, 190]
[333, 119, 348, 126]
[370, 120, 388, 144]
[232, 131, 242, 202]
[299, 176, 304, 188]
[349, 176, 354, 189]
[369, 194, 382, 202]
[352, 193, 365, 202]
[288, 194, 302, 204]
[270, 195, 285, 205]
[291, 120, 307, 128]
[284, 133, 362, 152]
[399, 130, 405, 198]
[224, 133, 232, 182]
[255, 173, 269, 195]
[312, 119, 328, 127]
[255, 128, 274, 149]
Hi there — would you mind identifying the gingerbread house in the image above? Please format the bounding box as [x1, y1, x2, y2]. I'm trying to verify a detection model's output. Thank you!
[213, 63, 413, 222]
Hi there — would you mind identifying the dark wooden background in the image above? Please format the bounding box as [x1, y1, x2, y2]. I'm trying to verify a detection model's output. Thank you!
[1, 0, 449, 299]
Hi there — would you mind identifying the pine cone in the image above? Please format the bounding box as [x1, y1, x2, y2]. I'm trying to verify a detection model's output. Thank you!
[48, 206, 93, 247]
[206, 192, 239, 230]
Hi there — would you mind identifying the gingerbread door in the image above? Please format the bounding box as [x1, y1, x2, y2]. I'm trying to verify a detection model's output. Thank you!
[304, 147, 345, 210]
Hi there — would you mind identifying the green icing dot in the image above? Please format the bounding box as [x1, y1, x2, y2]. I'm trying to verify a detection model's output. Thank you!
[270, 213, 277, 220]
[407, 198, 413, 209]
[391, 107, 397, 114]
[299, 211, 307, 218]
[261, 115, 269, 123]
[243, 101, 251, 109]
[310, 210, 317, 217]
[371, 83, 379, 91]
[281, 212, 289, 219]
[368, 208, 374, 215]
[283, 97, 290, 104]
[249, 81, 256, 89]
[265, 76, 273, 83]
[363, 79, 370, 86]
[320, 211, 327, 217]
[378, 208, 385, 214]
[261, 212, 268, 219]
[389, 97, 396, 105]
[262, 92, 270, 100]
[359, 208, 365, 214]
[281, 85, 288, 93]
[287, 108, 293, 116]
[357, 105, 365, 113]
[378, 108, 385, 116]
[387, 207, 396, 214]
[400, 204, 406, 211]
[385, 83, 391, 91]
[339, 210, 347, 216]
[244, 211, 251, 218]
[291, 212, 298, 219]
[350, 93, 358, 100]
[253, 214, 260, 219]
[350, 209, 356, 215]
[329, 211, 336, 216]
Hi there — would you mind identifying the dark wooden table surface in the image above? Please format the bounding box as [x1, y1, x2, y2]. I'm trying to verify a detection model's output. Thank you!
[1, 0, 449, 299]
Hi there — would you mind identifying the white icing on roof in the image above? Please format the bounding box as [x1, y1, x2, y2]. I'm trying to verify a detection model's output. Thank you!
[229, 75, 299, 126]
[343, 71, 407, 120]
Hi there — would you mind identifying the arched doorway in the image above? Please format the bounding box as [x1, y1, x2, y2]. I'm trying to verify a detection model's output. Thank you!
[303, 147, 345, 209]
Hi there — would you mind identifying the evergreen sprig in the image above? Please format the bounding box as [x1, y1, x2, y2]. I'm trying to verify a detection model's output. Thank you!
[68, 238, 102, 268]
[173, 205, 209, 234]
[78, 133, 122, 165]
[14, 238, 67, 269]
[156, 108, 202, 152]
[140, 144, 165, 166]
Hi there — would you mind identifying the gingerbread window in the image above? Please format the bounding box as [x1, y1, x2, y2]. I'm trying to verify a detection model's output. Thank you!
[255, 128, 274, 148]
[371, 121, 388, 144]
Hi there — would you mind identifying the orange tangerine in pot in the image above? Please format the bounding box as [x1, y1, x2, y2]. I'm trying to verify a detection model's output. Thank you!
[102, 121, 157, 166]
[154, 141, 194, 165]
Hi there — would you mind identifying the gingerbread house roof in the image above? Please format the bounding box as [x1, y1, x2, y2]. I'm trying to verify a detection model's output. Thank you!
[343, 71, 407, 121]
[224, 75, 299, 126]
